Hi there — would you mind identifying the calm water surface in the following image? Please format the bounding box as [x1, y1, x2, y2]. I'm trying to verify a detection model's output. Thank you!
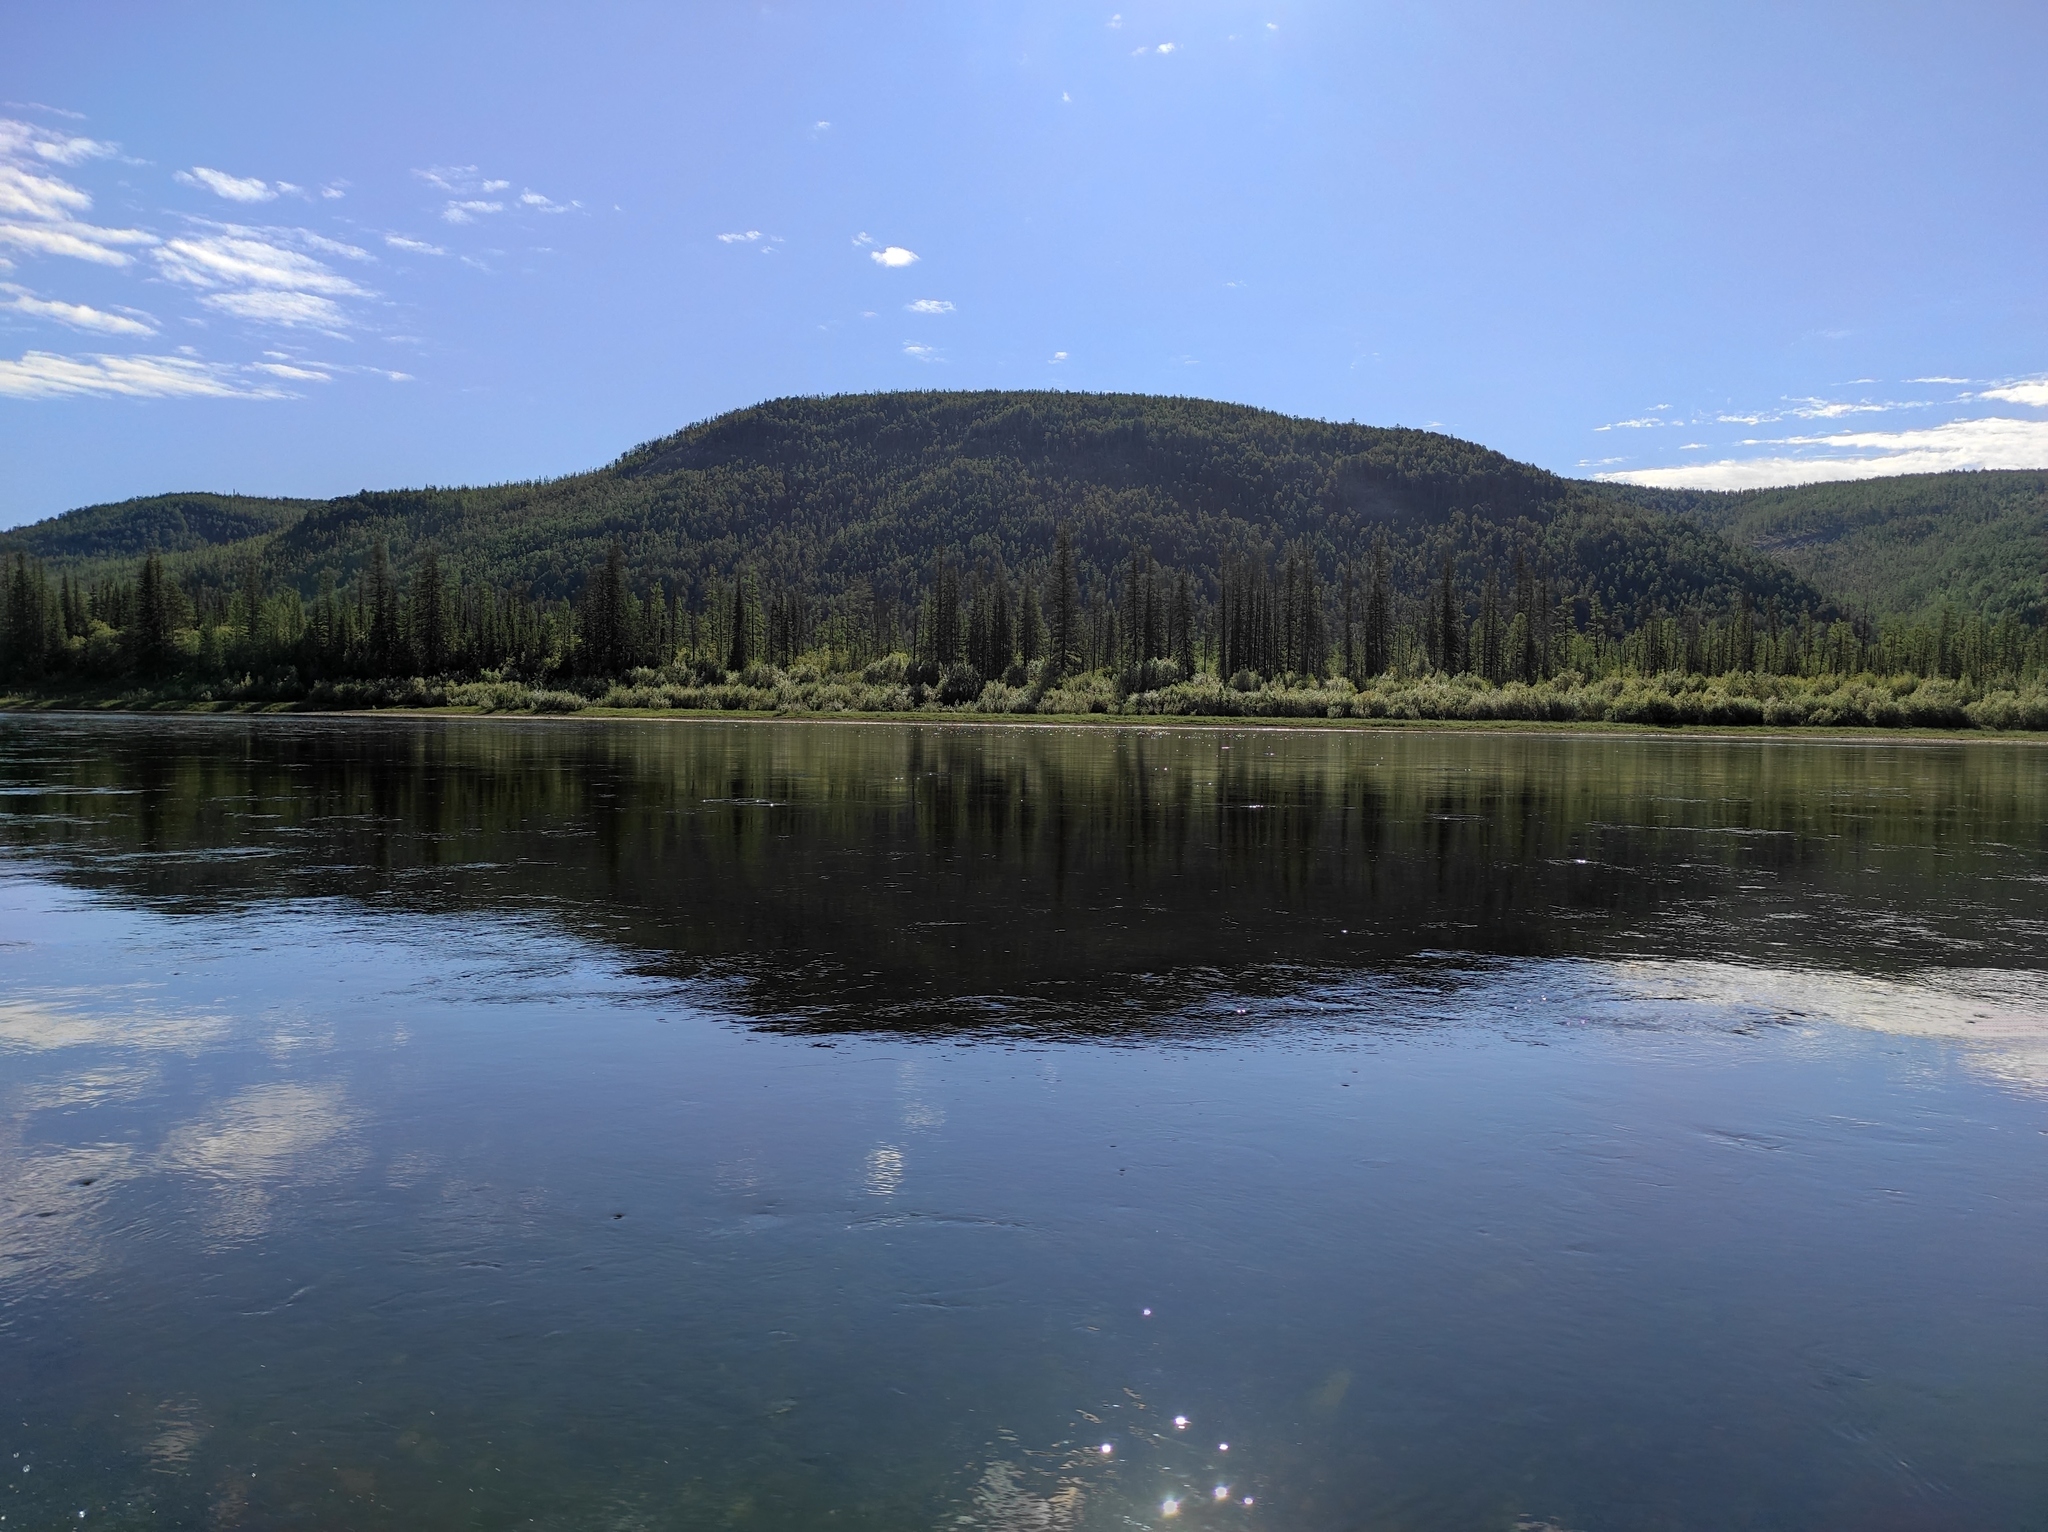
[2, 716, 2044, 1531]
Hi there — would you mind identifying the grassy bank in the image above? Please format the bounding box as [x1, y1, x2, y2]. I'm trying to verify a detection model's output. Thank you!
[7, 662, 2047, 732]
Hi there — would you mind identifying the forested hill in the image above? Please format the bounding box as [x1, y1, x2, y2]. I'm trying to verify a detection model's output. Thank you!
[4, 390, 1822, 621]
[1626, 471, 2047, 624]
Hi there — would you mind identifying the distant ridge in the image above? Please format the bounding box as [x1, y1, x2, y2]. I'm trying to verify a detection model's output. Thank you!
[8, 389, 2024, 621]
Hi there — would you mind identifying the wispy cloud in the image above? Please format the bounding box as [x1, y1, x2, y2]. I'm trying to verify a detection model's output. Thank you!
[718, 230, 763, 243]
[519, 190, 576, 213]
[154, 227, 371, 296]
[0, 118, 154, 267]
[383, 234, 446, 256]
[441, 199, 503, 224]
[870, 245, 918, 267]
[1977, 379, 2048, 408]
[199, 290, 350, 329]
[0, 348, 286, 400]
[175, 166, 277, 203]
[414, 166, 477, 193]
[902, 340, 939, 362]
[1048, 350, 1068, 364]
[1602, 416, 2048, 490]
[0, 117, 115, 166]
[905, 298, 953, 314]
[1, 283, 154, 335]
[249, 360, 330, 381]
[0, 219, 153, 265]
[153, 224, 374, 332]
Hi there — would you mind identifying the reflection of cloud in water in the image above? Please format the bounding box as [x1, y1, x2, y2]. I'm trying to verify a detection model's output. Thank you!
[159, 1082, 362, 1241]
[1608, 961, 2048, 1095]
[865, 1144, 905, 1197]
[15, 1064, 156, 1112]
[0, 995, 229, 1053]
[964, 1461, 1086, 1531]
[146, 1397, 210, 1473]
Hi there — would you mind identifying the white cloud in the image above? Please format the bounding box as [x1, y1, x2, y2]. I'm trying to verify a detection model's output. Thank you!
[481, 179, 510, 192]
[905, 298, 953, 314]
[0, 117, 115, 169]
[0, 348, 285, 400]
[1107, 12, 1122, 26]
[0, 162, 92, 220]
[414, 165, 477, 192]
[441, 199, 503, 224]
[1157, 42, 1177, 53]
[1594, 417, 1664, 431]
[718, 230, 763, 243]
[0, 285, 155, 334]
[320, 183, 346, 200]
[1977, 380, 2048, 408]
[0, 128, 155, 268]
[870, 245, 918, 267]
[199, 289, 349, 329]
[1048, 350, 1068, 364]
[814, 120, 831, 131]
[1907, 375, 1968, 384]
[250, 361, 329, 381]
[0, 219, 153, 265]
[153, 228, 371, 297]
[384, 234, 446, 255]
[1601, 416, 2048, 489]
[902, 341, 939, 361]
[176, 166, 276, 203]
[519, 190, 574, 213]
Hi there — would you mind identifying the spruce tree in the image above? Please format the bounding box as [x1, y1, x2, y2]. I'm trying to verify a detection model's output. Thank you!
[1049, 526, 1079, 679]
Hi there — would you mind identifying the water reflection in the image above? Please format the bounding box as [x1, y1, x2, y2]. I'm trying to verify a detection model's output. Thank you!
[2, 715, 2043, 1032]
[1, 717, 2045, 1530]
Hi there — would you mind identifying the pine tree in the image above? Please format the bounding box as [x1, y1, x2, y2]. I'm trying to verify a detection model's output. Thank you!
[1364, 534, 1392, 678]
[1435, 555, 1462, 675]
[367, 538, 402, 674]
[134, 552, 178, 676]
[412, 551, 451, 675]
[1049, 526, 1080, 679]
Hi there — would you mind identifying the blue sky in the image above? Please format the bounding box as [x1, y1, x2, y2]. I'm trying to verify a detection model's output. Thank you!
[3, 1, 2045, 527]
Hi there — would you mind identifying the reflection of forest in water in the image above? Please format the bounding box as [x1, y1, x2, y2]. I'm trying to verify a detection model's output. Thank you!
[2, 716, 2044, 1029]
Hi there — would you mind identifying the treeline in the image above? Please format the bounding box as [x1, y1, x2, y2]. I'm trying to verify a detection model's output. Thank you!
[6, 527, 2044, 703]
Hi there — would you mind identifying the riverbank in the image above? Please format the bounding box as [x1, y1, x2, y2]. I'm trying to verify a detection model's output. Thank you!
[7, 693, 2048, 745]
[9, 665, 2048, 733]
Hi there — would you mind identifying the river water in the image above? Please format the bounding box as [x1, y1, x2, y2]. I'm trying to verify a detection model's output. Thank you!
[1, 716, 2043, 1530]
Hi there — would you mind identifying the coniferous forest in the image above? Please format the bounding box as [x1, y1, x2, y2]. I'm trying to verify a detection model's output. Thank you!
[3, 391, 2044, 728]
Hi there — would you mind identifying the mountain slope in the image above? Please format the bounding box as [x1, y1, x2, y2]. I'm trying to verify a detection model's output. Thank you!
[4, 391, 1826, 620]
[1622, 471, 2047, 624]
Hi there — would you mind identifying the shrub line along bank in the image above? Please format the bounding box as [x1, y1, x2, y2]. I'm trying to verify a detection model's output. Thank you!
[10, 660, 2045, 732]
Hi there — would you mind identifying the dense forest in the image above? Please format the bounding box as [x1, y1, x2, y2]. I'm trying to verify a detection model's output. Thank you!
[1631, 469, 2047, 625]
[1, 391, 2043, 727]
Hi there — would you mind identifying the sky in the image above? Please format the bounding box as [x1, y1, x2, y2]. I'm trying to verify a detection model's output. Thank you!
[2, 1, 2045, 527]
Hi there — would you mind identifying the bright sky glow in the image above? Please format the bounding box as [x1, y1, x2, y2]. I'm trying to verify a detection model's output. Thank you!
[2, 2, 2044, 523]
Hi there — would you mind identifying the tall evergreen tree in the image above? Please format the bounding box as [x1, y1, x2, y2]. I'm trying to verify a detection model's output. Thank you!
[1435, 555, 1463, 675]
[367, 538, 402, 674]
[1049, 526, 1080, 679]
[134, 551, 178, 676]
[412, 550, 452, 675]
